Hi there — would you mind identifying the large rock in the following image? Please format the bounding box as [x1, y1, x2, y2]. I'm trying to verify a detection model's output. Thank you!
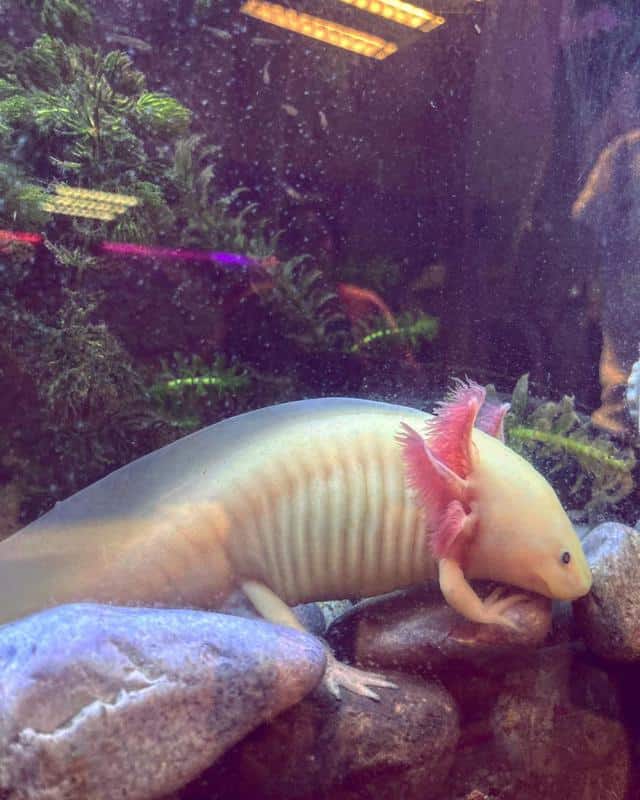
[187, 673, 459, 800]
[445, 644, 631, 800]
[574, 522, 640, 661]
[327, 583, 551, 673]
[0, 604, 326, 800]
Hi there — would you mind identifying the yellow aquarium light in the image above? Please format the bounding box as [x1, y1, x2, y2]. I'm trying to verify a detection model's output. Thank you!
[337, 0, 444, 32]
[54, 185, 139, 209]
[40, 186, 139, 221]
[240, 0, 398, 59]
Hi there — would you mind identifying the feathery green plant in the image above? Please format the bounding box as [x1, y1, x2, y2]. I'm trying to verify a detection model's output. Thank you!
[0, 163, 50, 228]
[0, 287, 176, 518]
[166, 134, 277, 257]
[350, 310, 439, 354]
[505, 374, 636, 514]
[2, 35, 190, 182]
[262, 256, 350, 350]
[151, 354, 253, 430]
[38, 291, 149, 423]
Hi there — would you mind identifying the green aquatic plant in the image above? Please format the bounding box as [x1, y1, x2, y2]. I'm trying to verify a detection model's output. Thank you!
[0, 163, 50, 228]
[136, 92, 192, 138]
[166, 135, 277, 258]
[154, 353, 251, 397]
[162, 374, 249, 392]
[505, 374, 636, 515]
[264, 256, 349, 350]
[108, 180, 175, 245]
[38, 291, 149, 424]
[2, 35, 190, 182]
[350, 310, 439, 355]
[0, 284, 176, 519]
[0, 21, 265, 523]
[0, 42, 16, 74]
[44, 240, 99, 280]
[151, 354, 253, 430]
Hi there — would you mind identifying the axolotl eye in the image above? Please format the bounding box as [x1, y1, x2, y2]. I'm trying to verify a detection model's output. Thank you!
[561, 551, 571, 565]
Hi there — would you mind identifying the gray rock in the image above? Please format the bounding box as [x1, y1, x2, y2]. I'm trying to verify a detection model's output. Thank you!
[327, 583, 551, 673]
[191, 672, 459, 800]
[0, 603, 326, 800]
[445, 644, 632, 800]
[314, 599, 354, 633]
[574, 522, 640, 661]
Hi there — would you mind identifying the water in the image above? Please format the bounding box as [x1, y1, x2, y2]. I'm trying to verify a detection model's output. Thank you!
[0, 2, 639, 799]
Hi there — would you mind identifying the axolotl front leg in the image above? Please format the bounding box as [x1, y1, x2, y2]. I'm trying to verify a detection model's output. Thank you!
[429, 499, 525, 630]
[241, 579, 397, 701]
[438, 558, 525, 630]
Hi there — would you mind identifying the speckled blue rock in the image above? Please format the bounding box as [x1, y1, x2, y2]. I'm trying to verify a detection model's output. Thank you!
[0, 604, 326, 800]
[574, 522, 640, 661]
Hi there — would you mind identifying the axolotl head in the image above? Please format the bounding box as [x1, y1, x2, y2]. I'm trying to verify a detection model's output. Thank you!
[399, 380, 592, 603]
[466, 430, 592, 601]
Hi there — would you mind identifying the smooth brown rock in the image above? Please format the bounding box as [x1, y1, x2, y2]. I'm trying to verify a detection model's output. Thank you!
[445, 644, 631, 800]
[186, 673, 459, 800]
[0, 604, 326, 800]
[327, 583, 551, 673]
[574, 522, 640, 661]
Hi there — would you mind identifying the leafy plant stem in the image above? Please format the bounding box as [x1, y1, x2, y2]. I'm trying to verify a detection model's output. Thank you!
[509, 425, 632, 474]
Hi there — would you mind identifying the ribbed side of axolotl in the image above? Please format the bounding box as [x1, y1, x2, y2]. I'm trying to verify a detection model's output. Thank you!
[397, 380, 593, 631]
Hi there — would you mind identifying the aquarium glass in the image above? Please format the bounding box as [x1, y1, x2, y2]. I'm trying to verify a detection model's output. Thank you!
[1, 1, 639, 798]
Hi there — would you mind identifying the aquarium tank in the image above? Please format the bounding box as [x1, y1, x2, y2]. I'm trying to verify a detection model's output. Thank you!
[0, 1, 640, 798]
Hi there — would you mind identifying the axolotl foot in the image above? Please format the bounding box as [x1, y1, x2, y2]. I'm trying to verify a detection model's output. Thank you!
[322, 650, 398, 701]
[481, 585, 529, 631]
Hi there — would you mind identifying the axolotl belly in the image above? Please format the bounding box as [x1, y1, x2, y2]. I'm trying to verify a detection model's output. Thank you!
[0, 390, 591, 697]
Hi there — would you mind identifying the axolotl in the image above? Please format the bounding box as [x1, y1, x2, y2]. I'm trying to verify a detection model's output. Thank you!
[0, 381, 591, 698]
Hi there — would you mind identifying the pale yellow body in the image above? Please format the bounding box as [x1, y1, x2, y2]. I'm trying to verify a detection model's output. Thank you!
[0, 399, 435, 625]
[0, 397, 591, 652]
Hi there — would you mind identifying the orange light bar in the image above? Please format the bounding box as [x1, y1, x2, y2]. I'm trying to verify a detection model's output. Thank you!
[240, 0, 398, 59]
[337, 0, 444, 32]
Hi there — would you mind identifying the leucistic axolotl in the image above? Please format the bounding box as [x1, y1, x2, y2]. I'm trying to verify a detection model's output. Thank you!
[0, 382, 592, 699]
